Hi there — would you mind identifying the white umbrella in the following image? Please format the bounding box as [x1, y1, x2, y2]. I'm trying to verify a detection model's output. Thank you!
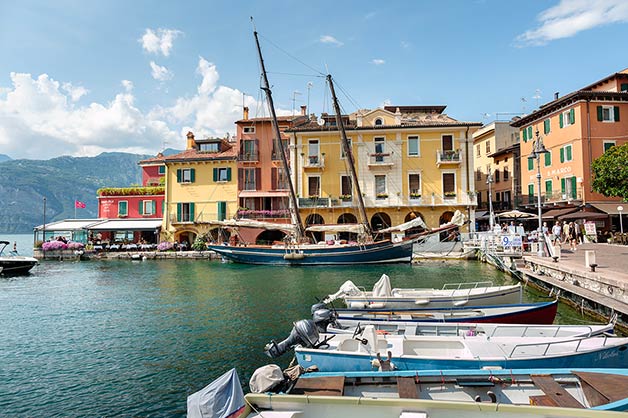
[497, 210, 535, 219]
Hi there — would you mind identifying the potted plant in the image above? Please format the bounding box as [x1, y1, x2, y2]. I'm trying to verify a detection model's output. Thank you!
[339, 194, 352, 201]
[444, 192, 457, 198]
[410, 192, 421, 199]
[376, 193, 389, 199]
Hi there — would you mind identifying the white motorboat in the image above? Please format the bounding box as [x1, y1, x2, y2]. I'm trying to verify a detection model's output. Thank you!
[0, 240, 37, 275]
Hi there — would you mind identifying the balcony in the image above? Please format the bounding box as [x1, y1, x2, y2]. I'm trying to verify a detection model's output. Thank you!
[304, 154, 325, 169]
[298, 197, 330, 208]
[238, 150, 259, 162]
[543, 190, 583, 204]
[436, 149, 462, 166]
[272, 150, 290, 163]
[368, 153, 394, 168]
[236, 209, 291, 220]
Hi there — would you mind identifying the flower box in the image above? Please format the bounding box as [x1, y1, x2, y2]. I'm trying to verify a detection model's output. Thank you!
[376, 194, 389, 199]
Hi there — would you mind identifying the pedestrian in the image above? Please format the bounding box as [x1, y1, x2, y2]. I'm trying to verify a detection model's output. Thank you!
[542, 221, 548, 235]
[574, 220, 583, 244]
[562, 221, 570, 244]
[551, 222, 562, 245]
[568, 222, 577, 251]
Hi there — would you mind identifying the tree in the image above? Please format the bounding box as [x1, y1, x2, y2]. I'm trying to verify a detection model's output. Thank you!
[591, 143, 628, 200]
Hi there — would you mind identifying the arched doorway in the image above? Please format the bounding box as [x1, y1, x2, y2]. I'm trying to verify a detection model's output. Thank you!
[176, 230, 196, 250]
[305, 213, 325, 243]
[337, 213, 358, 242]
[439, 211, 457, 241]
[256, 230, 287, 245]
[371, 212, 392, 240]
[404, 211, 426, 236]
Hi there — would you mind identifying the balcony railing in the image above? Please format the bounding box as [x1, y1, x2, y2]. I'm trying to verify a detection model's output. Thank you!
[436, 149, 462, 166]
[304, 155, 325, 168]
[236, 209, 291, 219]
[544, 190, 583, 203]
[298, 197, 330, 207]
[368, 153, 394, 167]
[272, 151, 290, 163]
[238, 150, 259, 162]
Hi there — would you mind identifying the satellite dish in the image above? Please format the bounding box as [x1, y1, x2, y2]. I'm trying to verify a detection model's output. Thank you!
[317, 118, 325, 126]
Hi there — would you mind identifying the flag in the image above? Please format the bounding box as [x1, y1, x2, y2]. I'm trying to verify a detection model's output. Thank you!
[75, 200, 86, 209]
[187, 368, 245, 418]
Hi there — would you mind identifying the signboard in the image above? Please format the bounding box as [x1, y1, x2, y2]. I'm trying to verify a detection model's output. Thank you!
[501, 235, 522, 248]
[584, 222, 596, 236]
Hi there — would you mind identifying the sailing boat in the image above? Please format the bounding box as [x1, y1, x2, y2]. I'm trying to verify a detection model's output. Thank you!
[206, 30, 462, 266]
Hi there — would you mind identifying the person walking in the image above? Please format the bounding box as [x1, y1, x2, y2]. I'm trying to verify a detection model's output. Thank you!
[552, 221, 562, 245]
[568, 222, 578, 251]
[562, 221, 570, 244]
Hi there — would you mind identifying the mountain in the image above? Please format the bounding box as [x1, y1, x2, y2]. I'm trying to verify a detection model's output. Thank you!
[0, 154, 11, 162]
[0, 152, 151, 234]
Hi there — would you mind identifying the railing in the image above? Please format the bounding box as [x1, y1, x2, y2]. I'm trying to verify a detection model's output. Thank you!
[544, 190, 583, 203]
[238, 150, 259, 162]
[304, 155, 324, 168]
[488, 324, 600, 339]
[441, 281, 494, 290]
[271, 151, 290, 163]
[368, 153, 393, 166]
[236, 209, 291, 219]
[508, 335, 611, 358]
[436, 149, 462, 165]
[298, 197, 330, 207]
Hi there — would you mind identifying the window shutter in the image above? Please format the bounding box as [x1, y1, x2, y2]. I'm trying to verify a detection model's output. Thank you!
[255, 168, 262, 190]
[559, 148, 564, 163]
[190, 168, 195, 183]
[559, 113, 563, 128]
[528, 126, 532, 139]
[570, 177, 577, 199]
[161, 200, 164, 215]
[139, 201, 144, 215]
[226, 167, 232, 182]
[176, 203, 182, 222]
[544, 119, 549, 134]
[566, 146, 572, 161]
[570, 108, 575, 124]
[523, 128, 527, 142]
[213, 168, 218, 182]
[621, 83, 628, 92]
[597, 106, 603, 121]
[528, 184, 534, 195]
[544, 151, 551, 166]
[151, 200, 156, 215]
[189, 203, 195, 222]
[238, 168, 244, 190]
[614, 106, 620, 122]
[528, 157, 534, 170]
[217, 201, 226, 221]
[561, 178, 565, 194]
[176, 169, 182, 183]
[271, 167, 277, 190]
[545, 180, 552, 195]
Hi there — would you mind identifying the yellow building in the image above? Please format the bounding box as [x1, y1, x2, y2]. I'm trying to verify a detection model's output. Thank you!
[288, 106, 481, 234]
[161, 132, 238, 244]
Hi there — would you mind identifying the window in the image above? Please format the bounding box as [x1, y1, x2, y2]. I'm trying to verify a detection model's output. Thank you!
[560, 109, 575, 128]
[217, 201, 227, 221]
[199, 142, 220, 152]
[503, 167, 509, 180]
[409, 173, 421, 197]
[176, 202, 194, 222]
[340, 175, 352, 197]
[158, 165, 165, 175]
[559, 145, 572, 162]
[494, 169, 500, 183]
[308, 139, 319, 164]
[621, 83, 628, 92]
[528, 157, 534, 171]
[528, 184, 534, 196]
[597, 105, 620, 122]
[561, 176, 577, 200]
[243, 126, 255, 133]
[544, 151, 552, 167]
[118, 201, 128, 217]
[374, 137, 386, 162]
[374, 118, 383, 126]
[543, 118, 551, 134]
[408, 136, 420, 156]
[375, 175, 387, 196]
[476, 169, 482, 181]
[140, 200, 155, 216]
[545, 180, 553, 197]
[272, 138, 289, 161]
[340, 138, 352, 159]
[213, 167, 232, 182]
[485, 141, 491, 153]
[177, 168, 195, 183]
[241, 168, 257, 191]
[476, 145, 481, 157]
[523, 126, 533, 142]
[241, 139, 258, 160]
[442, 135, 453, 152]
[272, 167, 289, 190]
[603, 141, 616, 152]
[442, 173, 455, 196]
[308, 176, 320, 197]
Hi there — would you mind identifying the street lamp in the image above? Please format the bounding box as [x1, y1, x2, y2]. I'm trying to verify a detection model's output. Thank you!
[527, 129, 549, 257]
[486, 171, 495, 231]
[618, 205, 624, 234]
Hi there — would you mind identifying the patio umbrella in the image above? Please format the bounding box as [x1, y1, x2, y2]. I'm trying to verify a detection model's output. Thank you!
[497, 210, 535, 219]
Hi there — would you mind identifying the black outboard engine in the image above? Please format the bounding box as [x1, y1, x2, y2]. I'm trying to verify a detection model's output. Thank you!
[264, 319, 320, 358]
[311, 302, 326, 314]
[312, 308, 337, 333]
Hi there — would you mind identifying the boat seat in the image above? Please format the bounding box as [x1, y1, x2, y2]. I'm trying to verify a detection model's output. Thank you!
[529, 375, 584, 409]
[397, 377, 419, 399]
[291, 376, 345, 396]
[361, 325, 388, 352]
[573, 371, 628, 407]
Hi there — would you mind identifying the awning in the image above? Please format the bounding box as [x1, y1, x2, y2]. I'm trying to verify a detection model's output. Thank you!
[475, 211, 489, 220]
[238, 191, 290, 198]
[589, 203, 627, 215]
[33, 219, 104, 231]
[558, 211, 608, 221]
[87, 219, 163, 231]
[541, 207, 580, 220]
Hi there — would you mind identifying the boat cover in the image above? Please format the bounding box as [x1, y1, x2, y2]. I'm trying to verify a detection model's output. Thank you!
[208, 219, 297, 233]
[187, 368, 245, 418]
[323, 280, 362, 303]
[305, 224, 367, 234]
[249, 364, 284, 393]
[372, 274, 392, 297]
[377, 216, 428, 233]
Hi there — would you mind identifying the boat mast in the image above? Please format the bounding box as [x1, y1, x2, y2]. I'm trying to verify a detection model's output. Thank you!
[253, 30, 305, 241]
[327, 74, 372, 237]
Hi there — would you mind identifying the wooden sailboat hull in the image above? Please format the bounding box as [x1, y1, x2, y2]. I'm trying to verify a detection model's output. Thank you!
[207, 238, 416, 265]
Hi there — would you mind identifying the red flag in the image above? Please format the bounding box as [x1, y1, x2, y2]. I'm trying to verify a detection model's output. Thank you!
[75, 200, 86, 209]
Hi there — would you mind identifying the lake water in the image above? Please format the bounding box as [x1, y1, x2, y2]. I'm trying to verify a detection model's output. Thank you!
[0, 234, 593, 416]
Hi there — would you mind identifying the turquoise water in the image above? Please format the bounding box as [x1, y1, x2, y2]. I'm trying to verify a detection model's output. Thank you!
[0, 234, 592, 416]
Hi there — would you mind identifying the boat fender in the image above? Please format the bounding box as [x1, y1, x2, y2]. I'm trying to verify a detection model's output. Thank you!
[368, 302, 386, 309]
[453, 300, 469, 307]
[349, 302, 367, 309]
[414, 299, 430, 305]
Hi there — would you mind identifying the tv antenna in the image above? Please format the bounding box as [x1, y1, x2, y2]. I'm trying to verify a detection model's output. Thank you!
[292, 90, 302, 116]
[533, 89, 541, 108]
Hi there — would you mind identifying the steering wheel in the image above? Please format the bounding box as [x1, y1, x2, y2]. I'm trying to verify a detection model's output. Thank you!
[351, 323, 363, 339]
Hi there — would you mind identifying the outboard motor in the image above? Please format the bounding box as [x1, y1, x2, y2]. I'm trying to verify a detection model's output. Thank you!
[264, 319, 320, 358]
[311, 302, 326, 314]
[312, 308, 338, 333]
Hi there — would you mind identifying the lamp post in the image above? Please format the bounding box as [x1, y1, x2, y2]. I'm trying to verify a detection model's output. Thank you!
[487, 171, 495, 231]
[527, 129, 549, 257]
[618, 205, 624, 234]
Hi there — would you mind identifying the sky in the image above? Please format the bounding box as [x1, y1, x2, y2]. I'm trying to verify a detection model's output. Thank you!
[1, 0, 628, 160]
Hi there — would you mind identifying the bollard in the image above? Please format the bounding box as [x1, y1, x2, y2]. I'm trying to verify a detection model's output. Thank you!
[585, 250, 597, 272]
[553, 245, 561, 261]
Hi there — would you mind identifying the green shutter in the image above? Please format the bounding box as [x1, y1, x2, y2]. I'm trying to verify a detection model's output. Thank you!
[559, 113, 563, 128]
[614, 106, 620, 122]
[139, 200, 143, 215]
[217, 201, 226, 221]
[544, 119, 550, 134]
[189, 203, 195, 222]
[559, 148, 565, 163]
[226, 167, 232, 182]
[570, 108, 575, 124]
[545, 180, 552, 195]
[190, 168, 195, 183]
[528, 126, 532, 139]
[523, 128, 527, 142]
[151, 200, 156, 215]
[176, 203, 182, 222]
[566, 145, 572, 161]
[561, 178, 566, 194]
[176, 169, 182, 183]
[161, 200, 164, 215]
[570, 177, 577, 199]
[213, 167, 218, 182]
[544, 151, 551, 166]
[528, 157, 534, 170]
[528, 184, 534, 195]
[597, 106, 603, 121]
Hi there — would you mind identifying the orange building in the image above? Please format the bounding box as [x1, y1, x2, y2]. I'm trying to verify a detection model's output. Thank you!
[511, 69, 628, 227]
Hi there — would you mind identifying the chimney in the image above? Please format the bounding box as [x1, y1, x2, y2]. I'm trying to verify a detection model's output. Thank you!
[300, 105, 307, 116]
[243, 106, 249, 120]
[186, 131, 195, 150]
[554, 92, 559, 100]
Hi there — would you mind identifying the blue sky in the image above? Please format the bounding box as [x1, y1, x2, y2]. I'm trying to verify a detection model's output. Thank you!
[1, 0, 627, 159]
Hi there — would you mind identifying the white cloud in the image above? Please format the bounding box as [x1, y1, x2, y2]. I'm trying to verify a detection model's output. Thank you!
[371, 59, 385, 65]
[61, 82, 89, 102]
[516, 0, 628, 46]
[400, 41, 411, 49]
[149, 61, 173, 81]
[319, 35, 344, 47]
[121, 80, 134, 92]
[139, 28, 183, 56]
